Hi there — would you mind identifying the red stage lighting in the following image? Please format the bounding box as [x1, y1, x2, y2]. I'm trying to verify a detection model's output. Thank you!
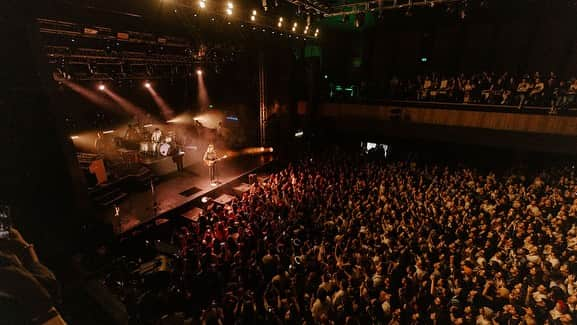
[98, 84, 106, 91]
[196, 69, 203, 76]
[144, 82, 151, 89]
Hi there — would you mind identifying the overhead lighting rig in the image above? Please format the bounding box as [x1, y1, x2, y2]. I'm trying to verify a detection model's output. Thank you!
[325, 0, 462, 17]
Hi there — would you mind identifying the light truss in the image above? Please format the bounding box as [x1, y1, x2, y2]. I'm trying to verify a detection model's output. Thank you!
[324, 0, 463, 17]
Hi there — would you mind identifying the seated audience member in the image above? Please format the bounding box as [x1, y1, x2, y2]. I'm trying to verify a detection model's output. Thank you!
[481, 75, 494, 103]
[545, 72, 558, 103]
[429, 76, 440, 100]
[529, 77, 545, 105]
[419, 76, 433, 100]
[516, 77, 532, 108]
[550, 80, 568, 114]
[566, 78, 577, 107]
[490, 77, 506, 105]
[462, 79, 474, 103]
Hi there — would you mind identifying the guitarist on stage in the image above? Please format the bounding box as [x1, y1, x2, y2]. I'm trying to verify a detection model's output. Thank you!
[203, 144, 226, 185]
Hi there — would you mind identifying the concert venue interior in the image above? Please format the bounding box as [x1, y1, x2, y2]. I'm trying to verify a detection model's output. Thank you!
[5, 0, 577, 324]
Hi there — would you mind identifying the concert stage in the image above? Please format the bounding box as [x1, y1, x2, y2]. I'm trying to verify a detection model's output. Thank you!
[102, 153, 275, 233]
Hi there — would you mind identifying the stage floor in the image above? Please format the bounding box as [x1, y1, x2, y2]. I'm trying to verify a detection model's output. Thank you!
[107, 153, 274, 233]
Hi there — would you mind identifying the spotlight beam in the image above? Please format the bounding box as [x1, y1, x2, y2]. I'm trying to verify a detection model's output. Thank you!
[103, 88, 158, 121]
[145, 86, 175, 120]
[60, 80, 118, 111]
[196, 70, 210, 111]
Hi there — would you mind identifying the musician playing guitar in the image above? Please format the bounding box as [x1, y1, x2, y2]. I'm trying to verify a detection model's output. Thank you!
[203, 144, 227, 185]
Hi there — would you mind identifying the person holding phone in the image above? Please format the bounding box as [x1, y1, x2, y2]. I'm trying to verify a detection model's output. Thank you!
[0, 227, 66, 324]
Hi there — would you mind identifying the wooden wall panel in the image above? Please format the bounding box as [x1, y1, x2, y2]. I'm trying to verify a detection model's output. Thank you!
[320, 103, 577, 136]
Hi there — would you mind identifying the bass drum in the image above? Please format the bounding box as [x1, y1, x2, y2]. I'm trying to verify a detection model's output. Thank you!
[159, 143, 171, 156]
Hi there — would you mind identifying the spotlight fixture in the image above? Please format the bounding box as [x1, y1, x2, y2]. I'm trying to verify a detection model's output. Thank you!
[278, 17, 283, 27]
[70, 135, 79, 140]
[98, 84, 105, 91]
[226, 2, 233, 15]
[252, 10, 257, 15]
[251, 15, 256, 21]
[199, 0, 206, 9]
[144, 82, 151, 88]
[196, 69, 203, 75]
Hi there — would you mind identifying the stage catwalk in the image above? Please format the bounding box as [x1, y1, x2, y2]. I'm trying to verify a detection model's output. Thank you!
[103, 153, 274, 233]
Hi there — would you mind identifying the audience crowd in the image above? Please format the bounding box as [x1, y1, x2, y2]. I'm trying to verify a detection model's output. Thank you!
[387, 72, 577, 113]
[109, 147, 577, 324]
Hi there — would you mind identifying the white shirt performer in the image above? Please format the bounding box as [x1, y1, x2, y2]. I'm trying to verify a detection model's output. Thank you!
[151, 128, 163, 143]
[151, 128, 163, 155]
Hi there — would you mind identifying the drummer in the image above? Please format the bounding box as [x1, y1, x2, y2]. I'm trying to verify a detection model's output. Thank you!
[151, 128, 163, 155]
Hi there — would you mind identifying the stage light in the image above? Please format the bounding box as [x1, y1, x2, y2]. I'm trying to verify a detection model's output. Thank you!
[252, 10, 257, 16]
[226, 8, 232, 15]
[98, 84, 105, 91]
[70, 135, 79, 140]
[196, 69, 203, 76]
[278, 17, 283, 27]
[103, 130, 115, 134]
[199, 0, 206, 8]
[292, 22, 297, 32]
[251, 15, 256, 21]
[143, 124, 153, 128]
[144, 82, 151, 88]
[201, 196, 210, 203]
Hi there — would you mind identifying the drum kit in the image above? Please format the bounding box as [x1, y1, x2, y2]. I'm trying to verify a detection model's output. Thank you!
[139, 131, 176, 157]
